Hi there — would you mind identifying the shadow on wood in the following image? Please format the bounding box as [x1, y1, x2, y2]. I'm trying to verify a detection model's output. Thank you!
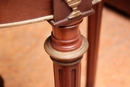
[0, 75, 4, 87]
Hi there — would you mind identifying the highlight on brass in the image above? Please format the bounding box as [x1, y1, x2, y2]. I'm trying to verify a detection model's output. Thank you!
[65, 0, 82, 19]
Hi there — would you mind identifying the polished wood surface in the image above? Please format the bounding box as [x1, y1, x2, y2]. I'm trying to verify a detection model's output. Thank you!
[86, 2, 103, 87]
[0, 0, 53, 24]
[0, 0, 93, 25]
[53, 60, 81, 87]
[45, 21, 87, 87]
[53, 0, 92, 22]
[49, 0, 94, 26]
[104, 0, 130, 15]
[50, 20, 82, 52]
[0, 0, 97, 87]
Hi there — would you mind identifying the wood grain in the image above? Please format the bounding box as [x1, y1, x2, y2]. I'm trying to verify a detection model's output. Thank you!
[50, 20, 82, 52]
[86, 2, 103, 87]
[53, 62, 81, 87]
[0, 0, 53, 24]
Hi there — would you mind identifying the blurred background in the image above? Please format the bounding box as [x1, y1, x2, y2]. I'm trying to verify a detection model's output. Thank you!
[0, 1, 130, 87]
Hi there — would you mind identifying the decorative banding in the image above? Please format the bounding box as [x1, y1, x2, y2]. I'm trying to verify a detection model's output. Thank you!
[44, 35, 88, 62]
[0, 15, 53, 28]
[50, 33, 82, 52]
[51, 57, 82, 66]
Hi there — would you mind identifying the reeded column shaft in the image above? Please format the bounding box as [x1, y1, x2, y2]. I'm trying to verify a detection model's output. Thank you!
[44, 20, 88, 87]
[53, 60, 81, 87]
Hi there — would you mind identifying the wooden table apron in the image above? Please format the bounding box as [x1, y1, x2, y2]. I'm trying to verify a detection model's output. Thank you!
[0, 0, 53, 24]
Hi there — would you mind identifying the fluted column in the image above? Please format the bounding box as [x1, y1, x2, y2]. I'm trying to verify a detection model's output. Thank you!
[44, 20, 88, 87]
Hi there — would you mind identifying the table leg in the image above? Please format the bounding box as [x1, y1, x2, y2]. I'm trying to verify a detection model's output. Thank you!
[44, 20, 88, 87]
[86, 2, 103, 87]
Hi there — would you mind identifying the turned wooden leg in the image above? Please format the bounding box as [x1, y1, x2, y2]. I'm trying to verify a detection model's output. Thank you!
[44, 20, 88, 87]
[86, 2, 103, 87]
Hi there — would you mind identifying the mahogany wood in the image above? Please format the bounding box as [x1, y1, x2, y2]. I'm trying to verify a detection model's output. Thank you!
[49, 0, 94, 26]
[0, 0, 53, 24]
[44, 20, 88, 87]
[53, 59, 81, 87]
[86, 2, 103, 87]
[50, 20, 82, 52]
[104, 0, 130, 15]
[53, 0, 92, 22]
[0, 0, 94, 25]
[0, 0, 100, 87]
